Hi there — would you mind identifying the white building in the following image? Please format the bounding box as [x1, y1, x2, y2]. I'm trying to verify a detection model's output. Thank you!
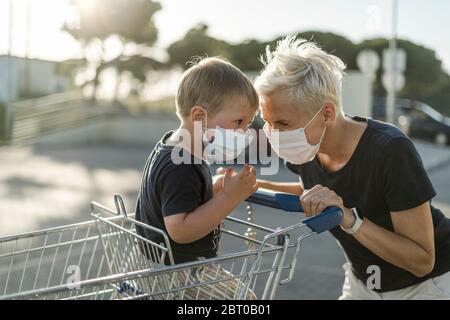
[0, 55, 69, 103]
[342, 70, 372, 118]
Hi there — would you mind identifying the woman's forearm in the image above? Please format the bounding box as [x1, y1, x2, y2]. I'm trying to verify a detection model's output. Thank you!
[257, 179, 303, 195]
[354, 217, 435, 277]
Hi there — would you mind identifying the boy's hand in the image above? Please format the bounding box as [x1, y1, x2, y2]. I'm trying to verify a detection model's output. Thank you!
[212, 167, 228, 195]
[221, 165, 258, 204]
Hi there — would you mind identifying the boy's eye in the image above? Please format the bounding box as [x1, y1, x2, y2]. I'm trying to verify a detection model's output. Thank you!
[235, 119, 243, 126]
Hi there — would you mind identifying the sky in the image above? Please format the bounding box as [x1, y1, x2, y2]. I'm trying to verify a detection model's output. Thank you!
[0, 0, 449, 72]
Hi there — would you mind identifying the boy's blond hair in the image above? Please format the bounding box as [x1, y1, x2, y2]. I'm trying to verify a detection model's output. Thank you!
[176, 57, 259, 118]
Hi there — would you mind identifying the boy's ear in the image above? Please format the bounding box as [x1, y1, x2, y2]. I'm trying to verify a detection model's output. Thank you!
[191, 106, 207, 123]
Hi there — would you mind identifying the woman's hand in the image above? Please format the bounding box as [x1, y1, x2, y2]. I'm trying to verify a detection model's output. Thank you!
[300, 184, 355, 229]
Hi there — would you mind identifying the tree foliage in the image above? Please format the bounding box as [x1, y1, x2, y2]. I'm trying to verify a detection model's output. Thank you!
[168, 25, 449, 115]
[167, 24, 232, 68]
[63, 0, 163, 100]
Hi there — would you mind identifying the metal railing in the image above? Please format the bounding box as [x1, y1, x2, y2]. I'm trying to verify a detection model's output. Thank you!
[1, 91, 122, 145]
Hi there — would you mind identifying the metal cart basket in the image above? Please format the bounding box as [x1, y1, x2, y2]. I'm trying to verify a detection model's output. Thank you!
[1, 190, 342, 300]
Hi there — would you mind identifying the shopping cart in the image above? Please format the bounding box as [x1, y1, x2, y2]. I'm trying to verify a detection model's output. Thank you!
[0, 189, 342, 300]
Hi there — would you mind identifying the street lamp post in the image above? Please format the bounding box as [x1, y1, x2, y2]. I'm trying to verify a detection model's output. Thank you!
[7, 0, 13, 103]
[4, 0, 14, 142]
[25, 0, 31, 97]
[386, 0, 399, 124]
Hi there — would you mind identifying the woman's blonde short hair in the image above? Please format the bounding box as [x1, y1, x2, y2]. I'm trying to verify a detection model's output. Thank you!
[254, 35, 346, 115]
[176, 56, 259, 118]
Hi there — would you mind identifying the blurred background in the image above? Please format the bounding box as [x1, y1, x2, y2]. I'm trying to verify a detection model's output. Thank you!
[1, 0, 449, 299]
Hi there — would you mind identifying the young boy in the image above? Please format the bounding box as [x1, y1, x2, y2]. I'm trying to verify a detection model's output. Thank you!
[135, 57, 259, 269]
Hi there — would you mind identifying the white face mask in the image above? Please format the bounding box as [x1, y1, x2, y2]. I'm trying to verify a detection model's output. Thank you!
[203, 124, 253, 164]
[263, 108, 326, 165]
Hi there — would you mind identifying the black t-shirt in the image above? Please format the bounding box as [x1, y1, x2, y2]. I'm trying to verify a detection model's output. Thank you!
[135, 131, 221, 264]
[287, 116, 450, 292]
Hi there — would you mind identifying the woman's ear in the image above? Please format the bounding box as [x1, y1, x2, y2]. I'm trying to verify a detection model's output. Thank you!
[323, 103, 337, 124]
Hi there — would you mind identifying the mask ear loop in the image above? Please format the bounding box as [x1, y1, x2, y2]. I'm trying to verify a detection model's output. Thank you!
[318, 124, 327, 144]
[202, 110, 217, 164]
[304, 105, 325, 130]
[307, 106, 327, 147]
[203, 111, 216, 143]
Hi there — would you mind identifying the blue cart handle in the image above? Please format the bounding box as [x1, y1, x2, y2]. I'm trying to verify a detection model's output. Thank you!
[246, 189, 343, 233]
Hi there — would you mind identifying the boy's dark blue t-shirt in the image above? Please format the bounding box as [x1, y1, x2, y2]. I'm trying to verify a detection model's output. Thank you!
[135, 131, 221, 264]
[287, 116, 450, 292]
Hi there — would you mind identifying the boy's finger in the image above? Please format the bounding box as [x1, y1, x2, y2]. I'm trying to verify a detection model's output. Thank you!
[237, 165, 251, 177]
[244, 173, 257, 186]
[224, 167, 235, 181]
[216, 167, 227, 175]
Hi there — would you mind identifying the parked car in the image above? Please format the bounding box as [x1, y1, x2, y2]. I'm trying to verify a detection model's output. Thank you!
[373, 97, 450, 145]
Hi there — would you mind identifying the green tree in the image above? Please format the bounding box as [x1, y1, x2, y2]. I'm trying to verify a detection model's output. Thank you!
[168, 27, 358, 72]
[167, 24, 232, 69]
[297, 31, 357, 69]
[166, 25, 449, 115]
[231, 31, 358, 71]
[63, 0, 163, 100]
[229, 39, 267, 71]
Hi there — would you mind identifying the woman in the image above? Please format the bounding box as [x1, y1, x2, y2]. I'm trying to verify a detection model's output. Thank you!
[253, 35, 450, 299]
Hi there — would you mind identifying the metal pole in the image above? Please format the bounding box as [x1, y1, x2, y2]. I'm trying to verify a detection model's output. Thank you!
[25, 0, 31, 97]
[7, 0, 13, 102]
[386, 0, 399, 124]
[4, 0, 14, 142]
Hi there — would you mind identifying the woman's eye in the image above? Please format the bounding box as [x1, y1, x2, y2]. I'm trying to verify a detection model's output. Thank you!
[235, 120, 243, 126]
